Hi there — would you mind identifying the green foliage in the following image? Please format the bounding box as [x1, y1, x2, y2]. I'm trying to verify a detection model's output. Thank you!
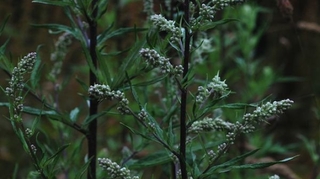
[0, 0, 297, 179]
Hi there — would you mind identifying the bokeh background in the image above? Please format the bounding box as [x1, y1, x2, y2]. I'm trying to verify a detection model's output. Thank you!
[0, 0, 320, 178]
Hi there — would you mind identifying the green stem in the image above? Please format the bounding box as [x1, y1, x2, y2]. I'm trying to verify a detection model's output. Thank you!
[17, 121, 47, 179]
[87, 0, 98, 178]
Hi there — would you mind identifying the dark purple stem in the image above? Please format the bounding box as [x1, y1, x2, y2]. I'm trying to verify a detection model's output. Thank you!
[87, 0, 98, 178]
[179, 0, 191, 178]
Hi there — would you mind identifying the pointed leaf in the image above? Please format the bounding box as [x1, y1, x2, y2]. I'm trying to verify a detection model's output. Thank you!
[129, 151, 171, 170]
[201, 149, 260, 177]
[96, 50, 112, 85]
[32, 23, 74, 34]
[198, 19, 239, 31]
[97, 27, 147, 46]
[121, 123, 154, 141]
[0, 103, 58, 116]
[217, 103, 257, 109]
[32, 0, 72, 6]
[75, 158, 92, 178]
[112, 39, 146, 89]
[97, 0, 109, 19]
[30, 46, 43, 89]
[83, 110, 108, 126]
[132, 75, 167, 87]
[225, 155, 299, 171]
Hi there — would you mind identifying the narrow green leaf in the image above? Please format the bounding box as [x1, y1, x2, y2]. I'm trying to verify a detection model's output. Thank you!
[217, 103, 257, 109]
[35, 132, 47, 157]
[112, 39, 146, 89]
[167, 118, 175, 146]
[32, 0, 72, 6]
[49, 144, 70, 161]
[23, 106, 57, 116]
[75, 159, 92, 179]
[0, 103, 58, 116]
[276, 76, 304, 83]
[198, 19, 238, 31]
[127, 76, 142, 108]
[226, 155, 299, 170]
[201, 149, 260, 177]
[132, 75, 167, 87]
[0, 42, 12, 72]
[0, 16, 11, 71]
[145, 110, 164, 140]
[97, 1, 109, 19]
[17, 129, 29, 154]
[30, 46, 43, 89]
[0, 38, 9, 54]
[100, 50, 126, 56]
[75, 77, 89, 91]
[82, 110, 108, 126]
[299, 135, 319, 163]
[0, 15, 10, 35]
[121, 123, 154, 141]
[31, 117, 40, 136]
[42, 144, 70, 167]
[97, 23, 114, 46]
[129, 151, 171, 170]
[79, 41, 100, 80]
[32, 23, 74, 35]
[12, 164, 19, 179]
[97, 27, 147, 46]
[96, 50, 112, 85]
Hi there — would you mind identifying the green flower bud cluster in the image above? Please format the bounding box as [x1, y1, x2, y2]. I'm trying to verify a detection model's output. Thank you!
[213, 0, 244, 10]
[25, 128, 33, 138]
[189, 99, 294, 156]
[243, 99, 294, 125]
[150, 14, 183, 44]
[5, 52, 36, 117]
[98, 158, 139, 179]
[200, 4, 216, 22]
[189, 117, 234, 133]
[30, 144, 37, 154]
[88, 84, 129, 114]
[196, 73, 229, 103]
[139, 48, 183, 76]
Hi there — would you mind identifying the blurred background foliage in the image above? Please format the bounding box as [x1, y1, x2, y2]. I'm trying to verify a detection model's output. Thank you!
[0, 0, 320, 178]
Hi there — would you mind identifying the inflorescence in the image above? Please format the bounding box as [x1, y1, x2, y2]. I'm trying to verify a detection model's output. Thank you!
[49, 32, 73, 81]
[200, 4, 216, 22]
[189, 117, 234, 134]
[98, 158, 139, 179]
[150, 14, 183, 44]
[139, 48, 183, 76]
[243, 99, 294, 125]
[5, 52, 37, 118]
[191, 0, 244, 26]
[88, 84, 129, 114]
[189, 98, 294, 150]
[213, 0, 244, 10]
[196, 72, 229, 104]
